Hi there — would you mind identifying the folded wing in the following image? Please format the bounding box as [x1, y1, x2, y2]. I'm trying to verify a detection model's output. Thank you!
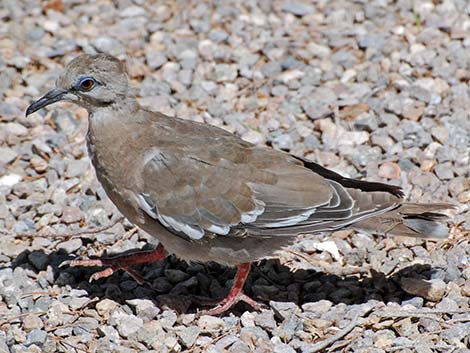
[136, 137, 401, 241]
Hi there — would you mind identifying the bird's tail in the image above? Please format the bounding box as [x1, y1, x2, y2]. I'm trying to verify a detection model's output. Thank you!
[353, 203, 455, 239]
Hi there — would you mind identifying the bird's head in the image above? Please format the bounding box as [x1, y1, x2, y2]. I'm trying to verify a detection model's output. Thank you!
[26, 53, 130, 116]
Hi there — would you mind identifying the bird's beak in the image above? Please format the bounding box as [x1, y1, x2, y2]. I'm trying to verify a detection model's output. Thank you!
[25, 88, 69, 116]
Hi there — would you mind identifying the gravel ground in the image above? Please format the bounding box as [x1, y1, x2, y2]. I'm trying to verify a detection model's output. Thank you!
[1, 0, 470, 352]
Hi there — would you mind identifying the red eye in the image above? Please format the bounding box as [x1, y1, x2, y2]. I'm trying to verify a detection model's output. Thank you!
[79, 78, 95, 91]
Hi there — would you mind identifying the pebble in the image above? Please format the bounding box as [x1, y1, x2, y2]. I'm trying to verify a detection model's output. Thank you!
[113, 311, 144, 338]
[434, 162, 454, 180]
[30, 156, 48, 173]
[198, 315, 225, 331]
[240, 326, 270, 343]
[126, 299, 160, 321]
[25, 329, 47, 346]
[214, 64, 238, 82]
[378, 162, 401, 179]
[270, 302, 300, 320]
[22, 315, 44, 331]
[255, 310, 277, 330]
[400, 278, 446, 302]
[0, 147, 18, 165]
[177, 326, 200, 347]
[281, 2, 314, 16]
[27, 251, 49, 271]
[57, 238, 82, 253]
[96, 299, 120, 317]
[60, 206, 84, 224]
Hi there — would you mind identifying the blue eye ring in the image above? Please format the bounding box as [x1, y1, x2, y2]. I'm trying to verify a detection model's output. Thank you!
[76, 76, 96, 92]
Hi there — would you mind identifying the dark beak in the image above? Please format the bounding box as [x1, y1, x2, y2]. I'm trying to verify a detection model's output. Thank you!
[25, 88, 68, 116]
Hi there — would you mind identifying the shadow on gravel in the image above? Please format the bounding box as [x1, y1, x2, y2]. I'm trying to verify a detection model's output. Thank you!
[10, 246, 440, 315]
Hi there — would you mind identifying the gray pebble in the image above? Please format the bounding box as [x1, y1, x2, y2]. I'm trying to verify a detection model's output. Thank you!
[434, 162, 454, 180]
[281, 2, 314, 16]
[28, 251, 49, 271]
[177, 326, 200, 347]
[0, 147, 18, 165]
[57, 238, 83, 253]
[25, 329, 47, 346]
[114, 312, 144, 338]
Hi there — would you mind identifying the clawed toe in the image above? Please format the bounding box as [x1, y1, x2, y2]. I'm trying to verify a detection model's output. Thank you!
[197, 291, 264, 316]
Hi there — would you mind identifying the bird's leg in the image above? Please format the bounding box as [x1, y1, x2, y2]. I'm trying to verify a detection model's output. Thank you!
[198, 263, 263, 315]
[62, 244, 166, 284]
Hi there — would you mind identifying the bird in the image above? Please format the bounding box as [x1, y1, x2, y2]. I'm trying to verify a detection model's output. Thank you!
[26, 53, 453, 315]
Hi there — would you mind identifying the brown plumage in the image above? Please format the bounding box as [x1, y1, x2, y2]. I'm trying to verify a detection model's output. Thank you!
[26, 54, 454, 315]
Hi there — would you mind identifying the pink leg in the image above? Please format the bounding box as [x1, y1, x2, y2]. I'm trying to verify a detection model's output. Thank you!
[199, 263, 263, 315]
[62, 244, 166, 284]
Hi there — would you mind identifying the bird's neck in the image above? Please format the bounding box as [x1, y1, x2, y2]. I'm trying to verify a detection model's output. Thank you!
[87, 97, 139, 120]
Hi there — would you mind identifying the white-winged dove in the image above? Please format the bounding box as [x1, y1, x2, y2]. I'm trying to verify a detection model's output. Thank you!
[26, 54, 453, 315]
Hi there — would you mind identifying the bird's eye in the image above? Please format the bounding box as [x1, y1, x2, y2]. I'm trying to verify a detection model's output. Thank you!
[78, 77, 95, 91]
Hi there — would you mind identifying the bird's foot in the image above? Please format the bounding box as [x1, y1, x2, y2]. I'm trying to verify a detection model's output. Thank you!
[196, 263, 265, 315]
[60, 244, 166, 285]
[197, 291, 264, 316]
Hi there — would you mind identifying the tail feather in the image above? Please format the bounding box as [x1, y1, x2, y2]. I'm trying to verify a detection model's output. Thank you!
[353, 202, 455, 239]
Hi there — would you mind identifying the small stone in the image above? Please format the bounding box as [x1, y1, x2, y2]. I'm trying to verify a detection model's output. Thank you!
[302, 101, 330, 120]
[66, 159, 88, 178]
[0, 173, 22, 187]
[270, 301, 300, 320]
[457, 190, 470, 203]
[400, 278, 446, 302]
[92, 36, 125, 56]
[272, 85, 288, 96]
[378, 162, 401, 179]
[160, 310, 177, 329]
[273, 342, 296, 353]
[272, 134, 294, 151]
[254, 311, 276, 330]
[301, 300, 333, 313]
[214, 64, 238, 82]
[198, 315, 225, 331]
[97, 325, 120, 341]
[0, 147, 18, 164]
[25, 329, 47, 346]
[22, 315, 44, 331]
[281, 2, 314, 16]
[240, 311, 256, 327]
[435, 297, 459, 312]
[262, 61, 282, 78]
[198, 40, 216, 60]
[420, 159, 436, 172]
[69, 296, 90, 310]
[374, 330, 394, 349]
[164, 269, 190, 283]
[431, 126, 449, 144]
[61, 206, 84, 224]
[28, 251, 49, 271]
[126, 299, 160, 321]
[96, 299, 119, 317]
[240, 326, 270, 344]
[304, 135, 320, 150]
[145, 52, 168, 70]
[57, 238, 82, 253]
[120, 5, 146, 17]
[434, 162, 454, 180]
[114, 312, 144, 338]
[177, 326, 200, 347]
[30, 156, 48, 173]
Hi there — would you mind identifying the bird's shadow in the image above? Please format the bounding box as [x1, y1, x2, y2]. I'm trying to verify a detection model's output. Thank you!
[8, 246, 441, 316]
